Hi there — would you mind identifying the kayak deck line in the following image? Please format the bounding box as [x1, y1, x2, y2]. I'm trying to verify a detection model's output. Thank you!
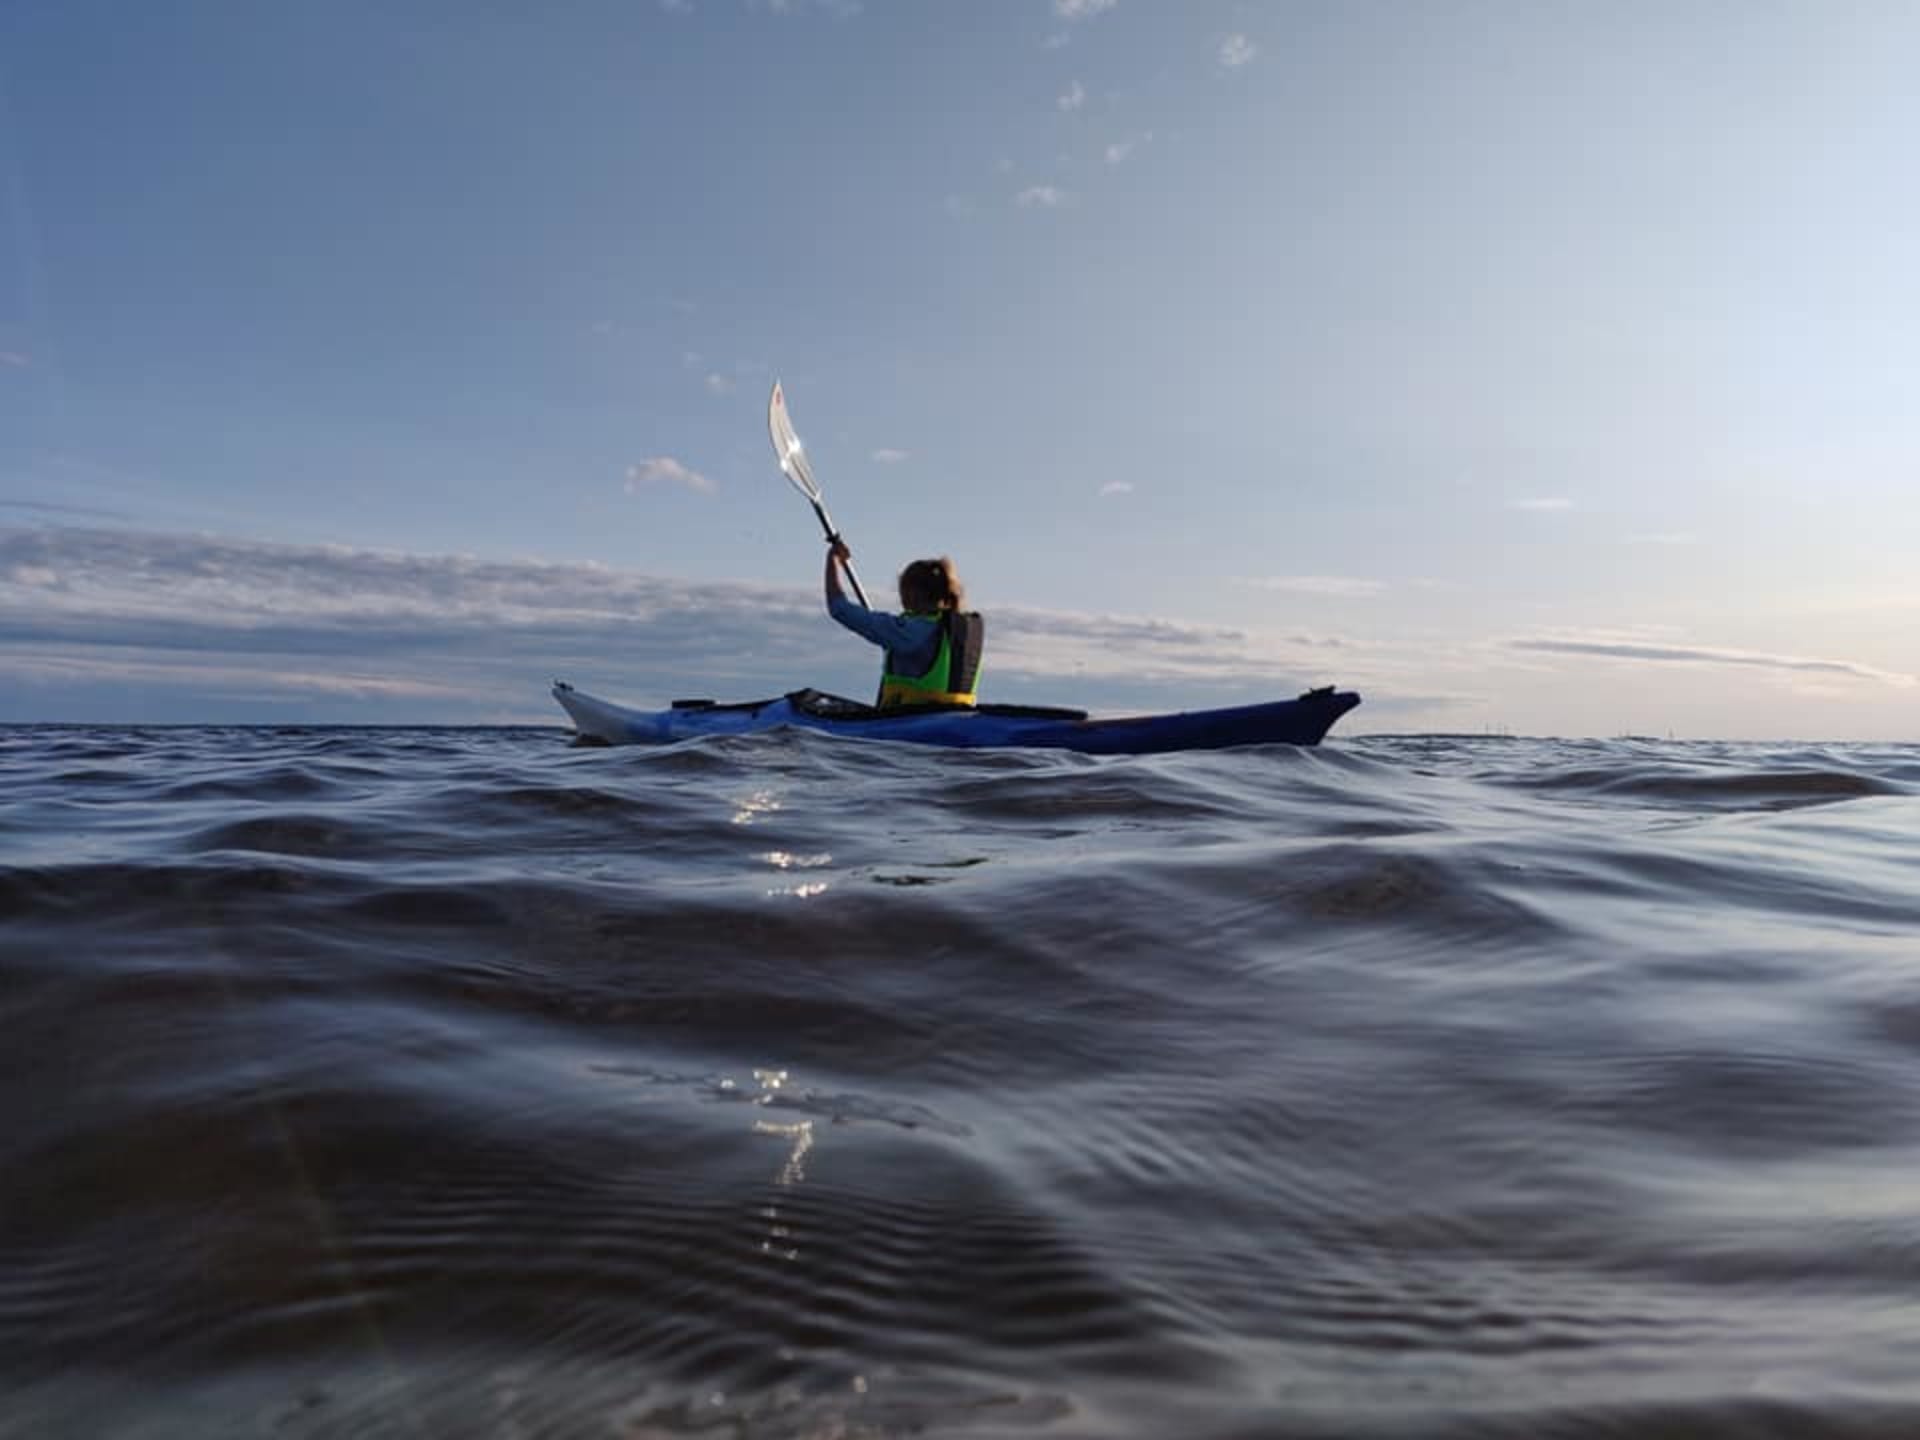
[553, 681, 1361, 755]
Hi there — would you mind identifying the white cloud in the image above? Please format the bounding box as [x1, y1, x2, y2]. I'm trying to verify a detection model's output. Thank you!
[1219, 33, 1257, 68]
[1042, 31, 1070, 49]
[0, 352, 29, 369]
[942, 193, 975, 218]
[1099, 481, 1133, 496]
[704, 372, 736, 395]
[1058, 80, 1086, 112]
[1242, 575, 1386, 598]
[625, 456, 716, 493]
[762, 0, 862, 14]
[1511, 496, 1574, 511]
[870, 448, 910, 464]
[1054, 0, 1116, 19]
[1104, 141, 1133, 165]
[1016, 185, 1069, 208]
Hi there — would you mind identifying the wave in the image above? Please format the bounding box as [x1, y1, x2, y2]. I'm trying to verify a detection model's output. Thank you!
[3, 726, 1919, 1436]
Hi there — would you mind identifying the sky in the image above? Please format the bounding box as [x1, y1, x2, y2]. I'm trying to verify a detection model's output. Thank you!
[1, 0, 1915, 737]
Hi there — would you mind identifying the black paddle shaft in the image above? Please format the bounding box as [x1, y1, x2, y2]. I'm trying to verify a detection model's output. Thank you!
[814, 498, 871, 607]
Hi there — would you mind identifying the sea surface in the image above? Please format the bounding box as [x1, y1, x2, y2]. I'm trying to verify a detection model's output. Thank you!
[3, 720, 1919, 1439]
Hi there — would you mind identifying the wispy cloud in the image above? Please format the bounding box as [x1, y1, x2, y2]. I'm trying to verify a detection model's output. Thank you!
[1510, 496, 1573, 512]
[1054, 0, 1116, 19]
[1510, 636, 1916, 687]
[1104, 141, 1133, 165]
[1016, 185, 1070, 208]
[0, 525, 1362, 722]
[0, 352, 29, 369]
[1042, 31, 1070, 50]
[870, 448, 910, 465]
[1, 497, 131, 521]
[16, 528, 1909, 735]
[991, 604, 1346, 692]
[0, 526, 829, 721]
[1058, 79, 1086, 112]
[658, 0, 692, 12]
[1099, 481, 1133, 496]
[1242, 575, 1386, 598]
[1218, 33, 1257, 68]
[0, 527, 794, 640]
[625, 456, 716, 493]
[704, 372, 736, 396]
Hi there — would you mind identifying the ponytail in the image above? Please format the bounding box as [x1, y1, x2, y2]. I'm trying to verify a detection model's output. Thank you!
[899, 557, 965, 612]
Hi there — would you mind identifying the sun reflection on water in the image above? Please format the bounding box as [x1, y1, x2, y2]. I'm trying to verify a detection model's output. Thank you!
[743, 1068, 813, 1263]
[729, 789, 783, 826]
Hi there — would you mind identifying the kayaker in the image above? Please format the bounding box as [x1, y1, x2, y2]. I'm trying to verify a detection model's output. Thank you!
[825, 538, 984, 708]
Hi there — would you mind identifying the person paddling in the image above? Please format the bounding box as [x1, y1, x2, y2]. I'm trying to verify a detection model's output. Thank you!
[824, 539, 984, 708]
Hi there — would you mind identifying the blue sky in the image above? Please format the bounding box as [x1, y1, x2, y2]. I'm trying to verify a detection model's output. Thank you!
[2, 0, 1915, 737]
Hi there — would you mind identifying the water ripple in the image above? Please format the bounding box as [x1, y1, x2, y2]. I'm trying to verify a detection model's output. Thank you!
[2, 724, 1919, 1437]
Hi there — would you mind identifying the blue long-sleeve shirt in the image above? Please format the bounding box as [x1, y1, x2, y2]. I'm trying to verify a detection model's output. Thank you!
[828, 592, 940, 677]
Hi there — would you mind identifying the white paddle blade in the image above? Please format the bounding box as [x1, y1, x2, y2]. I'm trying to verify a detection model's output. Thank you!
[767, 380, 821, 501]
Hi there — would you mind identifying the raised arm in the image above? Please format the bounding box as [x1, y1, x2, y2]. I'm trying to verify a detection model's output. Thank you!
[823, 538, 854, 610]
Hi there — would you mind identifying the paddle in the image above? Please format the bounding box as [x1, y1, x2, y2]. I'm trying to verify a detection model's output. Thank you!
[768, 379, 872, 608]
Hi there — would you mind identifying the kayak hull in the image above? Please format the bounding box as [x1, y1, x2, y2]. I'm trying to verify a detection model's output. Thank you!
[553, 682, 1360, 754]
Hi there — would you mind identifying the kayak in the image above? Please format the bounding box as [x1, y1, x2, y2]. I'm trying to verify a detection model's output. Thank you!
[552, 681, 1360, 754]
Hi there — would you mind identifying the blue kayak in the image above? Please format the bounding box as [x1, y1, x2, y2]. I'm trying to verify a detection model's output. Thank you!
[552, 681, 1360, 754]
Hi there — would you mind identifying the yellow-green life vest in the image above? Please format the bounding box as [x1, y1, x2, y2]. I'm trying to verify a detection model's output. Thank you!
[879, 611, 984, 708]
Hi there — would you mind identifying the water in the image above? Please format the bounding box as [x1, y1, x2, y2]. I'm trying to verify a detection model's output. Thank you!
[3, 722, 1918, 1438]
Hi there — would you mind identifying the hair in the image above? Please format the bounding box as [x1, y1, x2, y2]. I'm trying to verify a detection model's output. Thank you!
[898, 556, 965, 612]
